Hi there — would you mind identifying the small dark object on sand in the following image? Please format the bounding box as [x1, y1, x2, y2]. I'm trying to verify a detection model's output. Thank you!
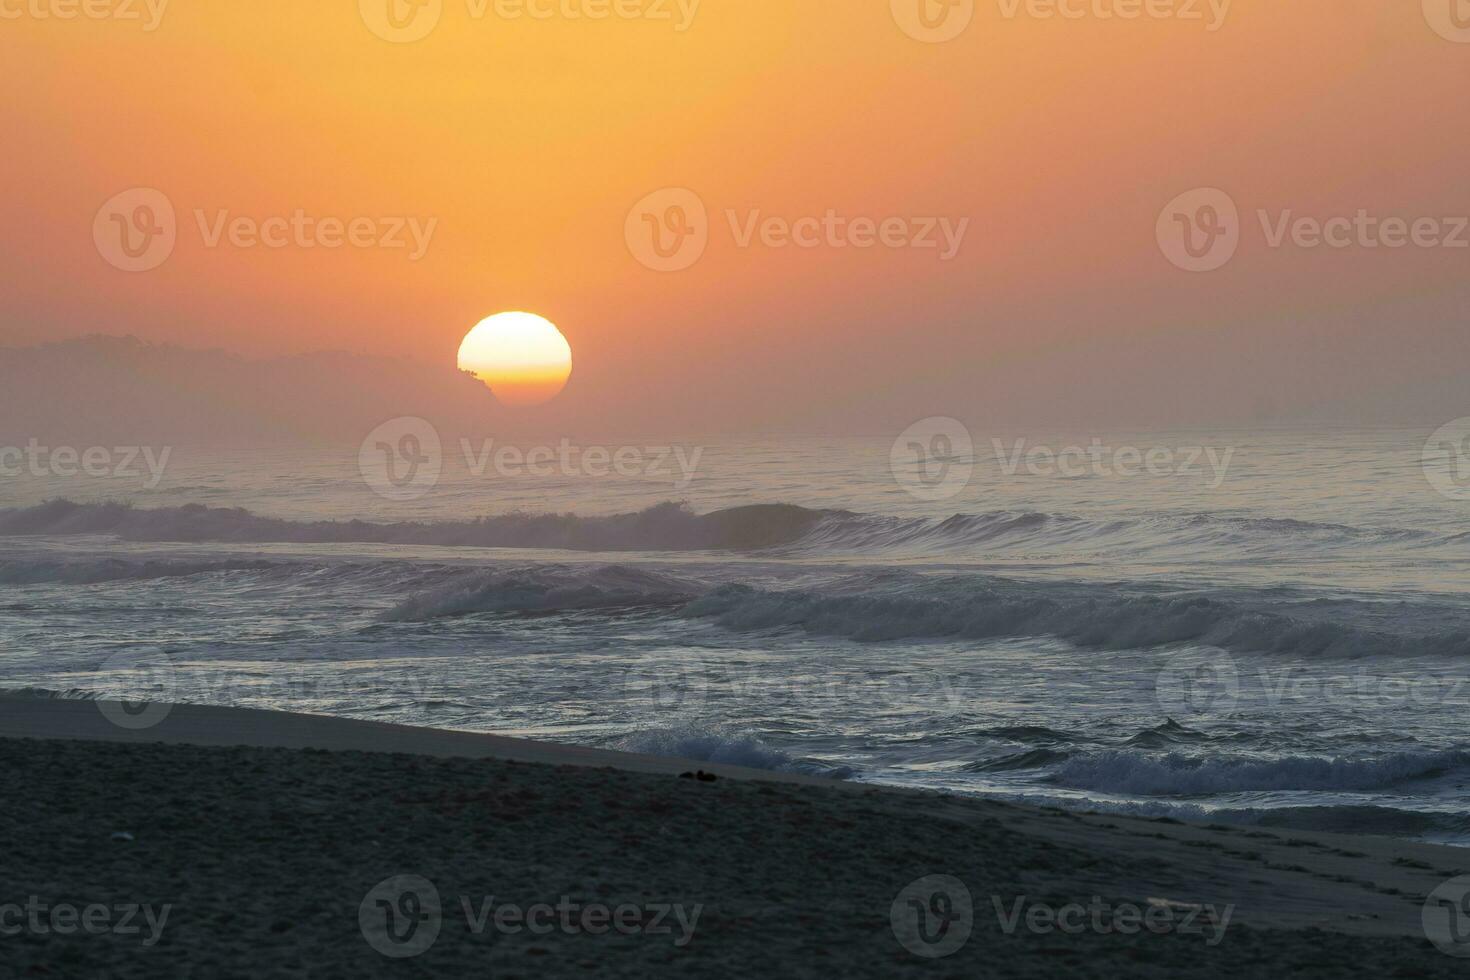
[678, 770, 719, 782]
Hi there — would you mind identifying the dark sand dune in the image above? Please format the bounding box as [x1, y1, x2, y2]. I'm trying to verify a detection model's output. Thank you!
[2, 697, 1468, 977]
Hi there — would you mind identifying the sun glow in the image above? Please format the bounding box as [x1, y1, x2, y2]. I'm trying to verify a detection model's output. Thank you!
[457, 312, 573, 407]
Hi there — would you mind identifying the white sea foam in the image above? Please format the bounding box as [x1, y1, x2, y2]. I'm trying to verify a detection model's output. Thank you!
[612, 726, 853, 778]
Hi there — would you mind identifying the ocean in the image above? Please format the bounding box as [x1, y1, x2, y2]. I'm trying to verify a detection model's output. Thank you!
[3, 425, 1470, 843]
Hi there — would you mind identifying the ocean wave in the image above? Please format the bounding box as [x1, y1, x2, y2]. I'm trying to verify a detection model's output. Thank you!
[969, 724, 1083, 744]
[373, 563, 1470, 660]
[0, 500, 828, 552]
[1048, 748, 1470, 796]
[786, 507, 1442, 558]
[0, 555, 280, 586]
[380, 565, 699, 621]
[1123, 719, 1211, 748]
[9, 524, 1466, 661]
[678, 573, 1470, 658]
[0, 686, 103, 701]
[964, 748, 1071, 772]
[611, 727, 853, 778]
[2, 498, 1451, 562]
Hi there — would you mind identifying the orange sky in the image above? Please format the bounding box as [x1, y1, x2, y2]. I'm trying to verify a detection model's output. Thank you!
[3, 1, 1468, 431]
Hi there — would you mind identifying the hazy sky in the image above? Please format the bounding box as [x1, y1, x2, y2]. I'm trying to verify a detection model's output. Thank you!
[3, 1, 1468, 433]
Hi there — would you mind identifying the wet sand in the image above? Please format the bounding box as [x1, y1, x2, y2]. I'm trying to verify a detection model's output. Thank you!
[2, 695, 1468, 977]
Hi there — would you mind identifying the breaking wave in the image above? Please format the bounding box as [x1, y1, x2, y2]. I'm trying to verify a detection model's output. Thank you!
[380, 565, 698, 621]
[611, 727, 853, 778]
[965, 748, 1072, 772]
[0, 500, 828, 553]
[679, 573, 1470, 659]
[1049, 747, 1470, 795]
[8, 525, 1465, 661]
[0, 686, 104, 701]
[1, 499, 1453, 561]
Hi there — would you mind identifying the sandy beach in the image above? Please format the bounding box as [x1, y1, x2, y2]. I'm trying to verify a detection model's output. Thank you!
[2, 695, 1468, 977]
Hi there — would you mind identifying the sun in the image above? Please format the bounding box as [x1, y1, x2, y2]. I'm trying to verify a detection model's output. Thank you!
[457, 312, 573, 407]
